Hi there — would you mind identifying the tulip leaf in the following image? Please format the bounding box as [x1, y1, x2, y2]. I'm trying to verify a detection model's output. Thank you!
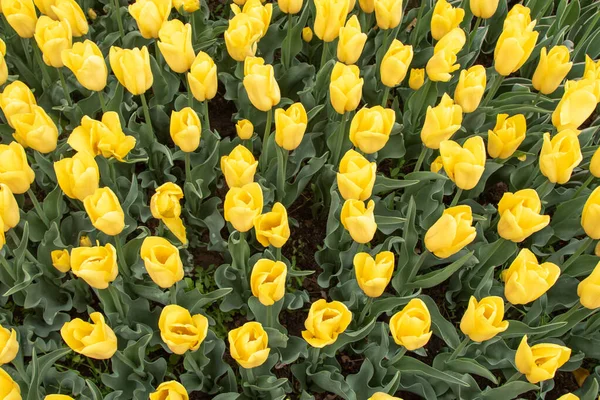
[499, 320, 567, 339]
[475, 381, 539, 400]
[406, 251, 475, 289]
[394, 356, 469, 387]
[321, 318, 377, 358]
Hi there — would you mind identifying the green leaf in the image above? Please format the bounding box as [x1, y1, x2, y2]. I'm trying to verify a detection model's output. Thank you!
[407, 252, 474, 289]
[499, 320, 567, 339]
[394, 356, 469, 387]
[475, 381, 539, 400]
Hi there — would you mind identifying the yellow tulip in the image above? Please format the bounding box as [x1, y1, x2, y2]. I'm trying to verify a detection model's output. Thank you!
[251, 259, 287, 305]
[45, 396, 75, 400]
[62, 40, 108, 92]
[79, 235, 92, 247]
[236, 119, 254, 140]
[51, 249, 70, 273]
[275, 103, 308, 150]
[421, 93, 463, 149]
[439, 136, 486, 190]
[0, 81, 36, 127]
[409, 68, 425, 90]
[229, 321, 270, 368]
[539, 130, 582, 184]
[340, 199, 377, 243]
[498, 189, 550, 242]
[515, 335, 571, 384]
[552, 79, 598, 132]
[470, 0, 499, 18]
[231, 0, 272, 38]
[0, 368, 20, 399]
[279, 0, 302, 14]
[61, 312, 117, 359]
[389, 298, 432, 350]
[34, 0, 59, 18]
[224, 13, 263, 62]
[1, 0, 37, 38]
[54, 152, 99, 201]
[369, 394, 402, 400]
[426, 28, 466, 82]
[431, 155, 443, 173]
[302, 26, 313, 42]
[159, 305, 208, 354]
[224, 182, 264, 232]
[0, 142, 35, 194]
[0, 324, 18, 364]
[12, 105, 58, 154]
[302, 299, 352, 347]
[158, 20, 195, 74]
[220, 145, 258, 188]
[141, 237, 184, 289]
[170, 107, 201, 153]
[454, 65, 486, 113]
[349, 106, 395, 154]
[0, 184, 19, 232]
[502, 249, 560, 305]
[254, 202, 290, 248]
[0, 40, 7, 87]
[173, 0, 199, 12]
[532, 46, 572, 95]
[330, 62, 364, 114]
[487, 113, 526, 159]
[374, 0, 402, 30]
[494, 6, 538, 76]
[425, 205, 476, 258]
[582, 187, 600, 239]
[109, 46, 153, 95]
[578, 261, 600, 309]
[128, 0, 171, 39]
[591, 147, 600, 178]
[150, 182, 187, 244]
[380, 39, 413, 88]
[556, 395, 579, 400]
[71, 244, 118, 289]
[336, 149, 376, 201]
[583, 55, 600, 101]
[337, 15, 367, 65]
[150, 382, 189, 400]
[431, 0, 465, 41]
[51, 0, 88, 37]
[313, 0, 349, 42]
[34, 16, 72, 68]
[0, 226, 4, 250]
[358, 0, 373, 12]
[460, 296, 508, 342]
[354, 251, 394, 297]
[68, 113, 136, 161]
[243, 57, 280, 112]
[83, 187, 125, 236]
[187, 52, 218, 102]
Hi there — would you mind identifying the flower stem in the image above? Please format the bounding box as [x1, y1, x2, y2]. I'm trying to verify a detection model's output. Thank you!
[447, 337, 470, 362]
[413, 146, 430, 172]
[358, 296, 374, 325]
[245, 367, 256, 384]
[308, 347, 320, 373]
[57, 68, 72, 106]
[27, 188, 50, 227]
[275, 247, 282, 261]
[276, 146, 288, 202]
[411, 78, 432, 127]
[260, 108, 274, 173]
[331, 112, 348, 166]
[203, 101, 211, 131]
[266, 304, 273, 327]
[113, 0, 125, 42]
[187, 78, 194, 108]
[572, 174, 594, 199]
[284, 13, 293, 69]
[320, 41, 330, 68]
[32, 44, 51, 88]
[483, 74, 504, 106]
[140, 92, 153, 136]
[185, 152, 192, 183]
[410, 0, 426, 46]
[98, 90, 108, 113]
[381, 86, 390, 107]
[468, 17, 482, 47]
[450, 188, 463, 207]
[106, 285, 126, 322]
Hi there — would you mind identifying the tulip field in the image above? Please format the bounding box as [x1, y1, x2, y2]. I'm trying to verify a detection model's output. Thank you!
[2, 0, 600, 398]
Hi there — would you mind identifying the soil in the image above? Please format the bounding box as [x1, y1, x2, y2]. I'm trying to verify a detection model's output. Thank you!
[479, 181, 509, 206]
[209, 86, 238, 138]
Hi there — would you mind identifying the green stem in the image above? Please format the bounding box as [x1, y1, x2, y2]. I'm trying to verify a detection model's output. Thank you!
[276, 146, 288, 202]
[260, 108, 274, 173]
[57, 68, 72, 106]
[185, 153, 192, 183]
[331, 112, 348, 166]
[533, 91, 542, 105]
[187, 78, 194, 108]
[154, 39, 161, 66]
[0, 253, 16, 281]
[107, 285, 126, 322]
[505, 371, 522, 384]
[27, 188, 50, 227]
[245, 367, 256, 384]
[113, 0, 125, 42]
[32, 44, 51, 87]
[572, 174, 594, 199]
[275, 247, 282, 261]
[140, 93, 153, 136]
[238, 231, 250, 291]
[108, 159, 118, 192]
[203, 101, 211, 132]
[388, 347, 407, 365]
[450, 188, 463, 207]
[320, 41, 330, 68]
[169, 285, 177, 304]
[358, 296, 374, 325]
[308, 347, 320, 373]
[413, 146, 429, 172]
[411, 78, 432, 127]
[468, 17, 482, 47]
[190, 11, 197, 45]
[284, 13, 293, 69]
[381, 86, 390, 107]
[266, 305, 273, 328]
[563, 237, 594, 272]
[447, 337, 470, 362]
[98, 90, 108, 113]
[482, 74, 504, 106]
[20, 37, 32, 69]
[410, 0, 426, 46]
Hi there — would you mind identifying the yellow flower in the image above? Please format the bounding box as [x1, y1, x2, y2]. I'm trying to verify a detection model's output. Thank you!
[279, 0, 302, 14]
[421, 93, 463, 150]
[494, 6, 539, 76]
[243, 57, 280, 112]
[426, 28, 466, 82]
[337, 15, 367, 65]
[381, 39, 413, 88]
[469, 0, 499, 18]
[336, 149, 376, 201]
[583, 55, 600, 101]
[34, 16, 72, 68]
[0, 368, 21, 399]
[79, 235, 92, 247]
[51, 0, 88, 37]
[578, 261, 600, 309]
[0, 40, 7, 87]
[141, 236, 184, 289]
[431, 0, 465, 41]
[358, 0, 373, 12]
[330, 62, 364, 114]
[231, 0, 272, 38]
[229, 321, 270, 368]
[439, 136, 486, 190]
[128, 0, 171, 39]
[532, 46, 572, 95]
[2, 0, 37, 38]
[0, 324, 18, 364]
[552, 79, 598, 132]
[425, 205, 476, 258]
[354, 251, 394, 297]
[45, 395, 74, 400]
[11, 105, 58, 154]
[369, 394, 402, 400]
[150, 381, 189, 400]
[68, 113, 136, 161]
[236, 119, 254, 140]
[454, 65, 486, 113]
[539, 130, 582, 184]
[224, 13, 262, 62]
[515, 335, 571, 384]
[313, 0, 349, 42]
[590, 147, 600, 178]
[173, 0, 199, 12]
[61, 312, 118, 359]
[87, 7, 97, 19]
[158, 20, 195, 74]
[71, 244, 118, 289]
[431, 155, 443, 173]
[0, 81, 37, 127]
[0, 184, 19, 232]
[109, 46, 153, 95]
[349, 106, 395, 154]
[302, 299, 352, 347]
[150, 182, 187, 244]
[62, 40, 108, 92]
[302, 26, 313, 42]
[0, 141, 35, 194]
[224, 182, 264, 232]
[254, 202, 290, 248]
[460, 296, 509, 342]
[409, 68, 425, 90]
[487, 113, 526, 159]
[54, 152, 99, 201]
[221, 145, 258, 188]
[389, 298, 432, 350]
[51, 249, 70, 273]
[170, 107, 201, 153]
[84, 187, 125, 236]
[374, 0, 403, 29]
[340, 199, 377, 243]
[159, 305, 208, 354]
[582, 187, 600, 239]
[497, 189, 550, 242]
[501, 249, 560, 305]
[34, 0, 59, 18]
[187, 52, 218, 102]
[556, 395, 579, 400]
[275, 103, 308, 150]
[251, 259, 287, 305]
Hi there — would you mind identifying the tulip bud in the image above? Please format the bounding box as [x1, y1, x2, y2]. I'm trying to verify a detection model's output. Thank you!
[71, 244, 118, 289]
[583, 55, 600, 101]
[61, 312, 117, 359]
[231, 0, 272, 38]
[578, 261, 600, 309]
[494, 5, 539, 76]
[431, 156, 443, 173]
[62, 40, 108, 92]
[454, 65, 486, 113]
[34, 0, 59, 19]
[340, 199, 377, 243]
[590, 147, 600, 178]
[83, 187, 125, 236]
[150, 382, 189, 400]
[314, 0, 349, 42]
[2, 0, 37, 38]
[243, 56, 280, 112]
[349, 106, 395, 154]
[354, 251, 394, 297]
[302, 26, 313, 42]
[279, 0, 302, 14]
[220, 145, 258, 188]
[150, 182, 187, 244]
[229, 322, 270, 368]
[224, 13, 262, 61]
[109, 46, 153, 95]
[275, 103, 307, 150]
[374, 0, 403, 30]
[159, 305, 208, 354]
[236, 119, 254, 140]
[0, 324, 18, 364]
[582, 187, 600, 240]
[539, 130, 582, 185]
[0, 366, 21, 398]
[173, 0, 199, 12]
[12, 105, 59, 153]
[128, 0, 171, 39]
[88, 8, 97, 19]
[224, 182, 263, 232]
[425, 205, 476, 258]
[254, 202, 290, 248]
[498, 189, 550, 242]
[79, 235, 92, 247]
[303, 299, 351, 347]
[0, 184, 19, 232]
[409, 68, 425, 90]
[431, 0, 465, 41]
[158, 20, 195, 74]
[0, 40, 7, 87]
[330, 62, 364, 114]
[0, 81, 36, 127]
[556, 395, 579, 400]
[421, 93, 463, 149]
[0, 142, 35, 194]
[470, 0, 499, 19]
[532, 46, 572, 95]
[187, 52, 218, 102]
[487, 113, 526, 159]
[34, 16, 72, 68]
[51, 0, 88, 37]
[389, 298, 432, 350]
[380, 39, 413, 88]
[502, 249, 560, 305]
[426, 28, 466, 82]
[460, 296, 509, 342]
[51, 249, 71, 273]
[552, 79, 597, 132]
[515, 335, 571, 384]
[251, 259, 287, 305]
[337, 149, 376, 201]
[369, 394, 401, 400]
[170, 107, 201, 153]
[54, 152, 99, 201]
[141, 237, 184, 289]
[358, 0, 374, 13]
[439, 136, 486, 190]
[337, 15, 367, 65]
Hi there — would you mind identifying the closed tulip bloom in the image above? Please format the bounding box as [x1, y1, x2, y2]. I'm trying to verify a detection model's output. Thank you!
[302, 26, 313, 42]
[128, 0, 171, 38]
[440, 136, 486, 190]
[51, 0, 88, 37]
[231, 0, 272, 38]
[470, 0, 499, 18]
[349, 106, 395, 154]
[582, 187, 600, 239]
[61, 312, 117, 359]
[369, 394, 402, 400]
[229, 321, 270, 368]
[532, 46, 572, 95]
[279, 0, 302, 14]
[243, 57, 280, 112]
[590, 147, 600, 178]
[494, 10, 538, 76]
[578, 261, 600, 309]
[158, 20, 195, 73]
[0, 368, 21, 399]
[426, 28, 466, 82]
[374, 0, 402, 29]
[51, 249, 70, 273]
[431, 156, 443, 173]
[389, 298, 432, 350]
[421, 93, 463, 149]
[515, 335, 571, 384]
[337, 16, 367, 65]
[150, 382, 189, 400]
[34, 16, 72, 68]
[454, 65, 486, 113]
[141, 237, 183, 289]
[487, 113, 526, 159]
[159, 305, 208, 354]
[224, 182, 263, 232]
[62, 40, 108, 92]
[354, 251, 394, 297]
[0, 142, 35, 194]
[303, 299, 351, 347]
[150, 182, 187, 244]
[220, 145, 258, 188]
[170, 107, 201, 153]
[251, 259, 287, 305]
[330, 62, 364, 114]
[0, 184, 20, 232]
[583, 55, 600, 101]
[12, 105, 58, 153]
[79, 235, 92, 247]
[409, 68, 425, 90]
[224, 13, 262, 61]
[380, 39, 413, 87]
[0, 325, 18, 364]
[358, 0, 373, 12]
[425, 205, 476, 258]
[69, 113, 136, 161]
[314, 0, 348, 42]
[173, 0, 198, 12]
[552, 79, 598, 132]
[460, 296, 509, 342]
[254, 202, 290, 248]
[187, 52, 218, 102]
[502, 249, 560, 305]
[109, 46, 153, 95]
[1, 0, 37, 38]
[340, 199, 377, 243]
[54, 152, 99, 201]
[337, 149, 376, 201]
[84, 187, 125, 236]
[275, 103, 308, 150]
[71, 244, 118, 289]
[431, 0, 465, 41]
[0, 40, 7, 87]
[498, 189, 550, 242]
[539, 130, 582, 184]
[34, 0, 59, 18]
[556, 395, 579, 400]
[0, 81, 36, 127]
